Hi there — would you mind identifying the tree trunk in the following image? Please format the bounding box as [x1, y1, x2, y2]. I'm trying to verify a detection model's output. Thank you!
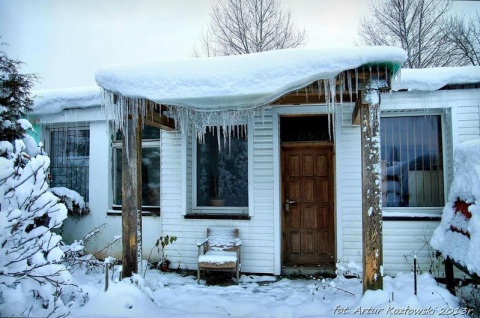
[360, 94, 383, 292]
[121, 117, 142, 278]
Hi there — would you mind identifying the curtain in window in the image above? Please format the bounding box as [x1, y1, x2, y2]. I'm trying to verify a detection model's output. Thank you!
[50, 128, 90, 201]
[380, 116, 444, 207]
[196, 126, 248, 207]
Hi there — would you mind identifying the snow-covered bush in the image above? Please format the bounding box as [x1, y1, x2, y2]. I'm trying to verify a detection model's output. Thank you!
[0, 46, 38, 142]
[51, 187, 90, 218]
[430, 139, 480, 276]
[0, 46, 74, 317]
[0, 140, 72, 317]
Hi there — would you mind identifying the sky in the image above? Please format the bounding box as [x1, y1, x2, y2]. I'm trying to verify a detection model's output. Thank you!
[0, 0, 479, 90]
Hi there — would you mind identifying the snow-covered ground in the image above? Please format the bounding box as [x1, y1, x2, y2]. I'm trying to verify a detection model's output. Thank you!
[68, 267, 471, 318]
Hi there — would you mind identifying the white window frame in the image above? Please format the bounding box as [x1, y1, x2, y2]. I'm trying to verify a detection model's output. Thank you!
[380, 110, 448, 218]
[111, 127, 161, 211]
[191, 119, 252, 215]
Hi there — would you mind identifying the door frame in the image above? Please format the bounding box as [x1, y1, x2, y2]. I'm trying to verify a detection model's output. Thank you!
[272, 105, 342, 275]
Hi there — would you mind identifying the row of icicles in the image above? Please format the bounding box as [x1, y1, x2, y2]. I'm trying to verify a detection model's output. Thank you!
[101, 65, 394, 153]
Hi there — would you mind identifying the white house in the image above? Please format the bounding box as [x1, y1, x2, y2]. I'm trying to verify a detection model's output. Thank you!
[30, 47, 480, 278]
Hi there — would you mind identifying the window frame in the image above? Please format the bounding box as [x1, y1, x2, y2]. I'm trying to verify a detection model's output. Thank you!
[111, 125, 161, 214]
[380, 111, 448, 218]
[191, 122, 251, 216]
[47, 125, 90, 203]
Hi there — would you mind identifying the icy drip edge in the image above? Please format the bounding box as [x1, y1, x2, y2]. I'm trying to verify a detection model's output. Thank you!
[168, 106, 252, 150]
[99, 64, 396, 145]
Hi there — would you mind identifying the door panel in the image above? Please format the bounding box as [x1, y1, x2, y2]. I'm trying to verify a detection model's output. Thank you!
[282, 144, 335, 268]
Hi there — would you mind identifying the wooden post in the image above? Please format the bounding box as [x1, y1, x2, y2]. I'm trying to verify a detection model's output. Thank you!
[360, 93, 383, 293]
[121, 116, 142, 278]
[444, 257, 456, 295]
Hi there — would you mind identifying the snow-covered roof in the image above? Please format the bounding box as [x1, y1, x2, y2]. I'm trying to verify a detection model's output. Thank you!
[392, 66, 480, 91]
[32, 86, 101, 115]
[30, 51, 480, 117]
[95, 46, 407, 111]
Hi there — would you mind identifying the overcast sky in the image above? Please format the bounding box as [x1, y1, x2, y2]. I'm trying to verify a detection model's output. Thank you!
[0, 0, 478, 90]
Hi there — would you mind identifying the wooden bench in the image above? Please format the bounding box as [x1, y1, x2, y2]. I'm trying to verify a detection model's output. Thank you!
[197, 227, 242, 284]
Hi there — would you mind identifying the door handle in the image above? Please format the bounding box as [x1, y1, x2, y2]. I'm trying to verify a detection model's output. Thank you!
[285, 199, 296, 212]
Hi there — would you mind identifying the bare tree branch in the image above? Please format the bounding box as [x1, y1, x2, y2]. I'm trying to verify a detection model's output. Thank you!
[357, 0, 454, 68]
[198, 0, 307, 56]
[443, 12, 480, 66]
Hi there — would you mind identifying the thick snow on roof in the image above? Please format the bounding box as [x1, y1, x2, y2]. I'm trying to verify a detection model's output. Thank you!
[32, 86, 101, 114]
[430, 139, 480, 276]
[392, 66, 480, 91]
[96, 46, 407, 111]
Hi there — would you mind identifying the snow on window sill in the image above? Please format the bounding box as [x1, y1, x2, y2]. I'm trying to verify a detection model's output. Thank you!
[382, 207, 442, 221]
[185, 213, 250, 220]
[107, 207, 160, 217]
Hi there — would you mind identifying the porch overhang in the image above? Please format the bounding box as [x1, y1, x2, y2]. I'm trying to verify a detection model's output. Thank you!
[94, 46, 407, 282]
[96, 46, 406, 136]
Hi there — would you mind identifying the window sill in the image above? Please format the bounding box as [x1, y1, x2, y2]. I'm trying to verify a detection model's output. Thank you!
[184, 213, 251, 220]
[383, 216, 441, 221]
[382, 207, 442, 221]
[107, 208, 160, 217]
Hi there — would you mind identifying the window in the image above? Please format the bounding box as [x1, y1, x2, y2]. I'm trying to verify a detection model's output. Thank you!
[380, 115, 444, 208]
[195, 126, 248, 210]
[112, 126, 161, 210]
[50, 127, 90, 201]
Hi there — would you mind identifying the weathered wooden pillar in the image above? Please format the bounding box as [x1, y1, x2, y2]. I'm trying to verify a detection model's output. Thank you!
[121, 116, 142, 278]
[444, 257, 456, 295]
[359, 90, 383, 293]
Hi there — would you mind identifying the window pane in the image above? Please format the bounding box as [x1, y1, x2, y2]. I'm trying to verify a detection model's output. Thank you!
[380, 116, 444, 207]
[113, 147, 160, 207]
[114, 125, 161, 141]
[50, 128, 90, 201]
[196, 127, 248, 207]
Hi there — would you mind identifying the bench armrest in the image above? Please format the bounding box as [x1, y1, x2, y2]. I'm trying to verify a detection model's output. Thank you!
[196, 238, 208, 247]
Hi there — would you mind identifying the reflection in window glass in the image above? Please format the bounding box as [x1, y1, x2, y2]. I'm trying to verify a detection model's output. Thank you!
[50, 128, 90, 201]
[113, 126, 161, 207]
[196, 127, 248, 207]
[380, 116, 444, 207]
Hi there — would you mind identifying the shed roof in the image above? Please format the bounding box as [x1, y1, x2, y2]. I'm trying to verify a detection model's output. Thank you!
[95, 46, 407, 111]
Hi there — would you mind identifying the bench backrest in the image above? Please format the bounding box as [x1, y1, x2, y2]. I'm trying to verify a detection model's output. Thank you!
[207, 227, 239, 252]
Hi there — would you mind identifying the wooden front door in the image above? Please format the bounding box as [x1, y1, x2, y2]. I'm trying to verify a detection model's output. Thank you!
[281, 143, 335, 268]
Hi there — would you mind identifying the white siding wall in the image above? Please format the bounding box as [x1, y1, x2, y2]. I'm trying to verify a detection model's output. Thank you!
[336, 89, 479, 275]
[50, 111, 163, 261]
[337, 103, 363, 265]
[53, 87, 480, 275]
[160, 108, 276, 274]
[378, 89, 480, 274]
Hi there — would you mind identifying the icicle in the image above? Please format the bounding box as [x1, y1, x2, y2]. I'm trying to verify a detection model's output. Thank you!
[355, 68, 358, 98]
[317, 80, 322, 100]
[101, 90, 149, 162]
[305, 87, 309, 103]
[385, 64, 388, 82]
[347, 70, 353, 102]
[339, 72, 344, 104]
[323, 80, 328, 107]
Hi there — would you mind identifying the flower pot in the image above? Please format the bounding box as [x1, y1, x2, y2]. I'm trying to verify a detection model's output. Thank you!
[210, 199, 225, 206]
[160, 264, 169, 272]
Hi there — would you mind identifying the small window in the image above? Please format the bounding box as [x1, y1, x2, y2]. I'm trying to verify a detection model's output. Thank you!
[50, 127, 90, 201]
[380, 115, 444, 208]
[112, 126, 161, 209]
[195, 126, 248, 208]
